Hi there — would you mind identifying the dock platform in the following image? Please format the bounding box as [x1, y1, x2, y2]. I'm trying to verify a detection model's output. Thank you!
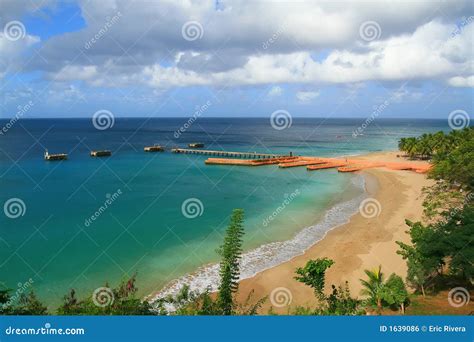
[172, 148, 286, 159]
[44, 151, 67, 161]
[90, 150, 112, 157]
[144, 145, 164, 152]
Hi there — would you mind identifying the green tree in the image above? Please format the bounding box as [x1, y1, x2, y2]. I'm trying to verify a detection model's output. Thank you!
[359, 265, 385, 313]
[217, 209, 245, 315]
[381, 274, 409, 314]
[294, 258, 334, 300]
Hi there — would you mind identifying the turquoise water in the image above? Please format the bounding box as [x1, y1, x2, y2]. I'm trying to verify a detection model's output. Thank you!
[0, 118, 450, 306]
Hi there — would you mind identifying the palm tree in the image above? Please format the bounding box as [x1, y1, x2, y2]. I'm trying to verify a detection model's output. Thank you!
[360, 265, 385, 313]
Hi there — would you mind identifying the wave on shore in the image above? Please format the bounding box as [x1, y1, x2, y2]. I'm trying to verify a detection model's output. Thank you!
[148, 174, 367, 305]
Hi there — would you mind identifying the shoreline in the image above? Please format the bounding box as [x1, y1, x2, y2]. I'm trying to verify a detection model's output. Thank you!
[148, 151, 433, 311]
[236, 151, 433, 313]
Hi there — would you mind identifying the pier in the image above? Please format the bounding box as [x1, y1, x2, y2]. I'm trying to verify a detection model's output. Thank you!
[90, 150, 112, 157]
[144, 145, 164, 152]
[44, 150, 67, 161]
[204, 155, 431, 174]
[172, 148, 287, 159]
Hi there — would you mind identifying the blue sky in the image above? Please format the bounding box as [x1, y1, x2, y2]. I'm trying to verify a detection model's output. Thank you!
[0, 0, 473, 119]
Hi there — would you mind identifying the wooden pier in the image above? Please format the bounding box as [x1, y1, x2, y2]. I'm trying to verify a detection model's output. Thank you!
[172, 148, 287, 159]
[144, 145, 164, 152]
[44, 150, 67, 161]
[204, 155, 431, 174]
[90, 150, 112, 157]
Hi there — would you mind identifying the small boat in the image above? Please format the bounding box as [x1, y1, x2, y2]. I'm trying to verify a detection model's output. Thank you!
[188, 143, 204, 148]
[144, 144, 164, 152]
[90, 150, 112, 157]
[44, 150, 67, 161]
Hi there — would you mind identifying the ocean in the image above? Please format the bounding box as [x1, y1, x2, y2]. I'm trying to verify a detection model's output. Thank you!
[0, 118, 450, 306]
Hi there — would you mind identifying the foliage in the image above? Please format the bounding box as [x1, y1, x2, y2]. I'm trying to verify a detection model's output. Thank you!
[217, 209, 245, 315]
[359, 265, 385, 312]
[397, 205, 474, 295]
[0, 288, 48, 315]
[57, 274, 153, 315]
[294, 259, 362, 315]
[381, 274, 410, 314]
[294, 258, 334, 299]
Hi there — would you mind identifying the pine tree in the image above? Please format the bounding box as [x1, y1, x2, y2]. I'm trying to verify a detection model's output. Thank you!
[217, 209, 245, 315]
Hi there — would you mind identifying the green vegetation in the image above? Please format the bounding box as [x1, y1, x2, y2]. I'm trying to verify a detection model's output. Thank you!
[359, 267, 409, 314]
[396, 127, 473, 301]
[217, 209, 245, 315]
[293, 258, 361, 315]
[294, 258, 334, 300]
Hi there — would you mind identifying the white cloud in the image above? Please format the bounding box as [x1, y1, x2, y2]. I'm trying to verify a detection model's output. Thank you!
[448, 75, 474, 87]
[2, 0, 473, 89]
[267, 86, 283, 97]
[296, 91, 320, 103]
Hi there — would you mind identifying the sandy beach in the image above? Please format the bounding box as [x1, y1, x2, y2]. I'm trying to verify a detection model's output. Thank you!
[236, 151, 434, 313]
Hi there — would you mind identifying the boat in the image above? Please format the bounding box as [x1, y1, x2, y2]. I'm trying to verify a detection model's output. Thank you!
[144, 144, 164, 152]
[188, 143, 204, 148]
[44, 150, 67, 161]
[90, 150, 112, 157]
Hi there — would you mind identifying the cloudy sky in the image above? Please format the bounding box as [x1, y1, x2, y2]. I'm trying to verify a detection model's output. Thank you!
[0, 0, 473, 118]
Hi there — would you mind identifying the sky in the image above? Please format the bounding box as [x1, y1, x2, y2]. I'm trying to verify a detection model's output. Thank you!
[0, 0, 473, 119]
